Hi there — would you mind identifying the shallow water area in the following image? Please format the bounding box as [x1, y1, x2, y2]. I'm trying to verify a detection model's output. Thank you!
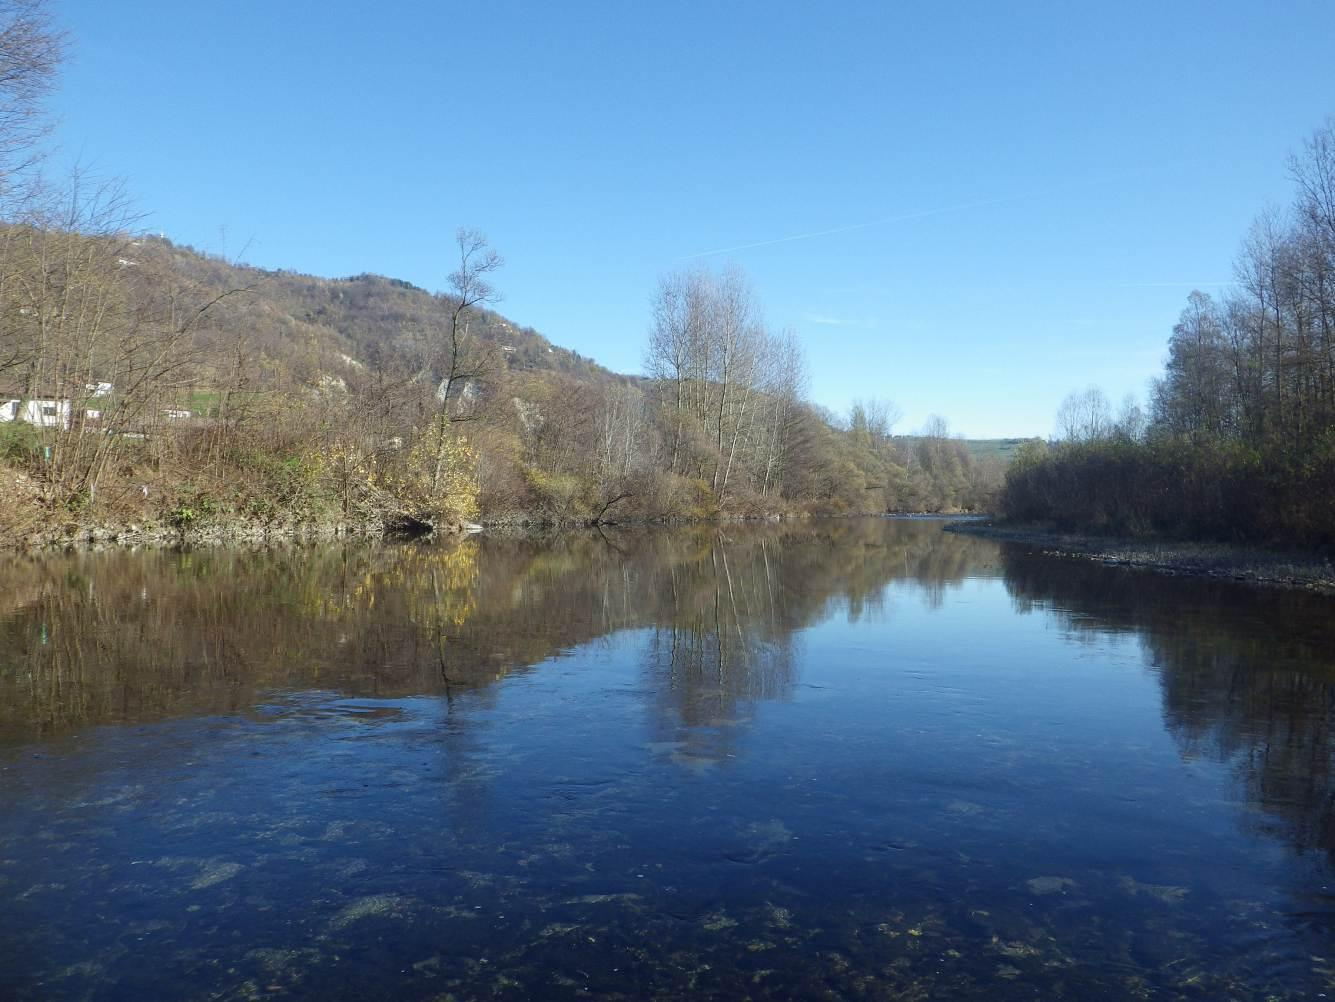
[2, 519, 1334, 999]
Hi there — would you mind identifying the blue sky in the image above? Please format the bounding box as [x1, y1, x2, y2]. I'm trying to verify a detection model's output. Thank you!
[49, 1, 1335, 437]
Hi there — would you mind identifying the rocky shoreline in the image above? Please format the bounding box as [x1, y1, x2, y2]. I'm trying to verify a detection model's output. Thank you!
[4, 514, 447, 552]
[7, 509, 963, 552]
[945, 520, 1335, 595]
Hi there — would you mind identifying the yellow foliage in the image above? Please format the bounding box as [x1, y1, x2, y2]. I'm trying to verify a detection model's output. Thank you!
[524, 466, 585, 515]
[374, 433, 480, 521]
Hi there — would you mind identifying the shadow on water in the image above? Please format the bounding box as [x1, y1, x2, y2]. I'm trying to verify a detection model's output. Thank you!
[1, 520, 1334, 999]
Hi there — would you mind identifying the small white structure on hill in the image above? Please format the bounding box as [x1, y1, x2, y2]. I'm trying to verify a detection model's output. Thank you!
[0, 381, 115, 431]
[0, 396, 71, 429]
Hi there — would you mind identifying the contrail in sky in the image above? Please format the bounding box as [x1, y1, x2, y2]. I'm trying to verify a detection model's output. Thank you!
[680, 195, 1019, 260]
[1112, 281, 1238, 288]
[677, 158, 1212, 261]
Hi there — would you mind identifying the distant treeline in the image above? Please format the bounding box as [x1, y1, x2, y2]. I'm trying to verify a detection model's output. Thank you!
[1003, 118, 1335, 546]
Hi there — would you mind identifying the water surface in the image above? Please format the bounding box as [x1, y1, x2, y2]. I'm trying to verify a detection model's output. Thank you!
[2, 520, 1334, 999]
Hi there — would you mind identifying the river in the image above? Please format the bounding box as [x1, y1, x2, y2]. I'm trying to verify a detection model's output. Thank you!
[1, 519, 1333, 999]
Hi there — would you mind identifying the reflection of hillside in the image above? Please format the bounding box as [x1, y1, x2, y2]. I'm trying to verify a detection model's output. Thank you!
[0, 520, 1002, 746]
[1000, 549, 1335, 861]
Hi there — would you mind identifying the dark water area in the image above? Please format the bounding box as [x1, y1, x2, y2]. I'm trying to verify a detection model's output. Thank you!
[2, 520, 1335, 1000]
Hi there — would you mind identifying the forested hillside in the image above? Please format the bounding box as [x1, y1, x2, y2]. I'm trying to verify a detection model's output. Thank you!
[0, 221, 1000, 542]
[152, 237, 614, 386]
[1002, 118, 1335, 545]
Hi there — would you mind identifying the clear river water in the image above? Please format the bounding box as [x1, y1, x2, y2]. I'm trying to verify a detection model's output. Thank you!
[1, 518, 1333, 1000]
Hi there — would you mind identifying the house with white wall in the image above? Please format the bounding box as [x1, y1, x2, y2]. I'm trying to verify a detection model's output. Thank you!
[0, 396, 71, 429]
[0, 382, 114, 431]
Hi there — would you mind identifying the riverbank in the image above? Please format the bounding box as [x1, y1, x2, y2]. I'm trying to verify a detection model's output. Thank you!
[5, 505, 979, 552]
[0, 463, 470, 550]
[946, 520, 1335, 595]
[5, 513, 415, 551]
[0, 461, 980, 552]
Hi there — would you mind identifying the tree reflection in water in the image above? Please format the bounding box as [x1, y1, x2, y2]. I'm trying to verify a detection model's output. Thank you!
[1000, 547, 1335, 864]
[0, 520, 996, 746]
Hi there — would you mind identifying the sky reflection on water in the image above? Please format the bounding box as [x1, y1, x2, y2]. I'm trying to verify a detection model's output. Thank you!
[1, 520, 1333, 1000]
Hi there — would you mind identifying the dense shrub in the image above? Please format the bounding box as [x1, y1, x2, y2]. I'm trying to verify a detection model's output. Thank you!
[0, 422, 42, 465]
[1001, 435, 1335, 545]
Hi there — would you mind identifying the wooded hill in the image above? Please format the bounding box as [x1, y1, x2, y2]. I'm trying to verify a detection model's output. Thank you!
[0, 224, 1001, 540]
[151, 236, 616, 391]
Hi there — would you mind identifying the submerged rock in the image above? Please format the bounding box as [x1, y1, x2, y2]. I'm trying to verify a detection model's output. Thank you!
[1025, 876, 1076, 896]
[330, 893, 413, 929]
[1118, 876, 1189, 903]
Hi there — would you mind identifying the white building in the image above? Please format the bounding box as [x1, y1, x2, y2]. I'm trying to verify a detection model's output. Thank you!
[0, 382, 114, 431]
[0, 397, 71, 429]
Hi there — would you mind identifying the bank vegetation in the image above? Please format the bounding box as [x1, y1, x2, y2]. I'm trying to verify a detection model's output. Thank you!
[1001, 117, 1335, 549]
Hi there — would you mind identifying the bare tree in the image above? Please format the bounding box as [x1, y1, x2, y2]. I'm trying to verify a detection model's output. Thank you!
[1290, 117, 1335, 248]
[0, 0, 62, 209]
[1154, 290, 1231, 442]
[431, 227, 502, 493]
[644, 265, 823, 505]
[864, 397, 902, 443]
[0, 0, 60, 377]
[645, 269, 708, 473]
[1115, 393, 1147, 442]
[759, 329, 806, 496]
[1054, 386, 1112, 442]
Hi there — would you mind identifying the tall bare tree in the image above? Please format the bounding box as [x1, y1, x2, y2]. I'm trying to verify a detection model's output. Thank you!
[1054, 386, 1113, 442]
[645, 269, 708, 474]
[0, 0, 62, 209]
[431, 227, 502, 493]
